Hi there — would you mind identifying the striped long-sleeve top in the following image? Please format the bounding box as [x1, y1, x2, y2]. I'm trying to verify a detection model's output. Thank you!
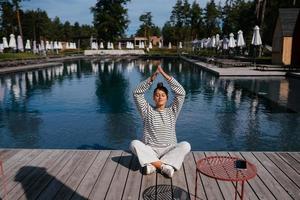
[133, 77, 186, 147]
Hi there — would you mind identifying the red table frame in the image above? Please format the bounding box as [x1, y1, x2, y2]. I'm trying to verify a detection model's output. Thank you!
[195, 156, 257, 200]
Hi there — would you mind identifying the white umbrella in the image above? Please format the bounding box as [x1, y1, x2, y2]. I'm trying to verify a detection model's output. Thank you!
[50, 41, 54, 50]
[2, 37, 9, 49]
[118, 42, 122, 50]
[215, 34, 220, 48]
[0, 43, 3, 53]
[251, 25, 262, 46]
[100, 42, 104, 49]
[40, 40, 45, 52]
[168, 42, 172, 49]
[46, 41, 51, 50]
[17, 35, 24, 52]
[149, 42, 153, 49]
[58, 42, 63, 50]
[222, 38, 229, 50]
[107, 42, 111, 49]
[228, 33, 236, 48]
[9, 34, 16, 50]
[73, 42, 77, 49]
[211, 36, 216, 48]
[53, 41, 58, 49]
[158, 42, 162, 48]
[3, 37, 8, 48]
[179, 42, 183, 49]
[25, 39, 31, 50]
[251, 26, 262, 68]
[33, 40, 38, 53]
[237, 30, 246, 47]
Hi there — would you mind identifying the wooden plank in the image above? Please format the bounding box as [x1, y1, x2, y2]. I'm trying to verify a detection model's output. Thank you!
[70, 151, 110, 200]
[54, 151, 98, 200]
[183, 152, 206, 200]
[229, 152, 274, 200]
[240, 152, 292, 200]
[266, 153, 300, 185]
[205, 152, 235, 200]
[139, 167, 156, 200]
[193, 152, 224, 200]
[217, 152, 259, 200]
[2, 150, 50, 195]
[171, 159, 189, 200]
[36, 150, 88, 200]
[253, 152, 300, 199]
[6, 150, 63, 200]
[1, 149, 41, 175]
[105, 151, 133, 200]
[155, 173, 172, 200]
[288, 152, 300, 163]
[18, 150, 76, 200]
[277, 152, 300, 174]
[122, 155, 143, 200]
[0, 149, 20, 162]
[88, 150, 122, 200]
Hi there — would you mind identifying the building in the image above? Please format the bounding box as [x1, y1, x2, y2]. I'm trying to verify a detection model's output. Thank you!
[272, 8, 300, 66]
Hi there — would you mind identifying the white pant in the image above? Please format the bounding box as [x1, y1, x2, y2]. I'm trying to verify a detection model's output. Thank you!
[130, 140, 191, 170]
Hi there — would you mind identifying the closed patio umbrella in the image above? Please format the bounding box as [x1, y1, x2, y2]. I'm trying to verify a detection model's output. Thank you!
[179, 42, 183, 49]
[17, 35, 24, 52]
[25, 39, 31, 50]
[149, 42, 153, 49]
[211, 36, 216, 48]
[9, 34, 16, 50]
[222, 38, 229, 50]
[33, 40, 38, 53]
[58, 42, 63, 50]
[228, 33, 236, 48]
[237, 30, 245, 47]
[215, 34, 220, 48]
[100, 42, 104, 49]
[158, 42, 162, 48]
[118, 42, 122, 50]
[251, 26, 262, 68]
[3, 37, 8, 48]
[168, 42, 172, 49]
[251, 26, 262, 46]
[0, 43, 3, 53]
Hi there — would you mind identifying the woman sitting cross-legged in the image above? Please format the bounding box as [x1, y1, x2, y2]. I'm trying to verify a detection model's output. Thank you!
[130, 65, 191, 178]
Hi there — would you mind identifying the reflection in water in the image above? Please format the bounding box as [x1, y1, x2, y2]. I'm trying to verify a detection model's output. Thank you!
[0, 58, 299, 150]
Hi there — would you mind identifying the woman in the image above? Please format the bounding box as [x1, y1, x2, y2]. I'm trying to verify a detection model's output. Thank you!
[130, 65, 191, 178]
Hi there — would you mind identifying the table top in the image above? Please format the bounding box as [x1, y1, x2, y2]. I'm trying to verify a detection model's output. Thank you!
[196, 156, 257, 182]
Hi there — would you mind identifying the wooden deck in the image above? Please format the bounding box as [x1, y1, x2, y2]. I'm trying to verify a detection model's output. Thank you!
[0, 149, 299, 200]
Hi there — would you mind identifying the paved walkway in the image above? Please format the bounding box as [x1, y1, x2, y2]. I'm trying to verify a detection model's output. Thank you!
[181, 57, 287, 77]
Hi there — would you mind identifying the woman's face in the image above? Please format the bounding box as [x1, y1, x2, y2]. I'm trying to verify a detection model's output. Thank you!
[153, 89, 168, 108]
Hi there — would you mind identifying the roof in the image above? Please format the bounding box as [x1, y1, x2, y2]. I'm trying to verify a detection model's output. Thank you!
[279, 8, 300, 36]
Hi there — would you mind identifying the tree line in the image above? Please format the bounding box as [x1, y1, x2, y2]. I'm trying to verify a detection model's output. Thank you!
[1, 0, 299, 49]
[0, 0, 95, 48]
[161, 0, 300, 46]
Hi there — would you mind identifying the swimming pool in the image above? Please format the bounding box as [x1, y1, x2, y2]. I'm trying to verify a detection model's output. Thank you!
[0, 58, 299, 150]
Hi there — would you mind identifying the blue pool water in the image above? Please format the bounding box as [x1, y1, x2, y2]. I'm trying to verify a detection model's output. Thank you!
[0, 58, 299, 151]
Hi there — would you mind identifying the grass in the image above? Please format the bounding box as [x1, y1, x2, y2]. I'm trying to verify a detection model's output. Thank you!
[0, 50, 84, 61]
[0, 52, 42, 61]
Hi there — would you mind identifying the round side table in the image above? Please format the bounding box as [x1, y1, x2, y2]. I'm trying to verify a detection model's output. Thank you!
[195, 156, 257, 200]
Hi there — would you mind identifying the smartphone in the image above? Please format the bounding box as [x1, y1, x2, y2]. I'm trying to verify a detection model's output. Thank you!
[235, 160, 247, 169]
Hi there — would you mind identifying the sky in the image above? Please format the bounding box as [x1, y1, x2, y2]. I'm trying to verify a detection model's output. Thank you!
[22, 0, 225, 36]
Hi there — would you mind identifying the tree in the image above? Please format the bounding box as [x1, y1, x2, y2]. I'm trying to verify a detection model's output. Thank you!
[135, 12, 161, 38]
[0, 1, 16, 37]
[204, 0, 221, 36]
[190, 1, 204, 39]
[91, 0, 130, 42]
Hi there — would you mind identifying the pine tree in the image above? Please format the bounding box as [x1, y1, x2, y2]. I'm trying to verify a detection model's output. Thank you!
[91, 0, 130, 42]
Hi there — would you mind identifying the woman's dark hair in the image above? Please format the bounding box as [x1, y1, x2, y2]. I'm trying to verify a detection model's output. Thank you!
[154, 82, 168, 97]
